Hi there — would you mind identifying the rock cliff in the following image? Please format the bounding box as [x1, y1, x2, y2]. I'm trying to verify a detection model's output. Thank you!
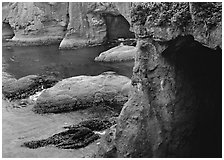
[3, 2, 134, 48]
[97, 2, 222, 158]
[59, 2, 134, 49]
[4, 2, 68, 45]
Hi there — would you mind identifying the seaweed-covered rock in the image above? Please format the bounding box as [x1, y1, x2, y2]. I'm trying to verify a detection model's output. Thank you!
[23, 127, 99, 149]
[95, 44, 137, 62]
[22, 118, 114, 150]
[2, 75, 58, 100]
[34, 72, 131, 113]
[65, 118, 115, 131]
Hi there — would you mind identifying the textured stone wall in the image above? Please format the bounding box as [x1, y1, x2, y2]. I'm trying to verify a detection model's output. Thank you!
[4, 2, 68, 44]
[3, 2, 134, 48]
[97, 2, 222, 158]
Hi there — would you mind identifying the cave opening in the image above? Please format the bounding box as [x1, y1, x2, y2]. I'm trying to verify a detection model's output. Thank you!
[162, 35, 222, 157]
[2, 22, 15, 39]
[103, 14, 135, 43]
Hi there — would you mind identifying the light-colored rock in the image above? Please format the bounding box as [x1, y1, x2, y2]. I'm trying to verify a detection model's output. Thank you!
[4, 2, 68, 44]
[34, 72, 131, 113]
[3, 2, 134, 47]
[113, 2, 132, 24]
[95, 44, 137, 62]
[59, 2, 134, 49]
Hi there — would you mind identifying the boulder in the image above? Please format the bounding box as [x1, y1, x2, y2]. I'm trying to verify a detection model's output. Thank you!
[34, 72, 131, 114]
[2, 75, 58, 100]
[95, 44, 137, 62]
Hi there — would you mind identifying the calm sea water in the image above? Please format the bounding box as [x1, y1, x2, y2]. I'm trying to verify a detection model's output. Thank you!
[2, 43, 134, 80]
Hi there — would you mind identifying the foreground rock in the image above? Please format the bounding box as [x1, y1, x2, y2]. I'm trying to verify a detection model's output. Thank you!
[95, 44, 137, 62]
[34, 72, 131, 114]
[2, 75, 58, 100]
[22, 118, 114, 149]
[97, 2, 222, 158]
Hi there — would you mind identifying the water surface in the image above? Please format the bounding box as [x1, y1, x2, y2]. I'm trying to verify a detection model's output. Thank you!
[2, 43, 134, 80]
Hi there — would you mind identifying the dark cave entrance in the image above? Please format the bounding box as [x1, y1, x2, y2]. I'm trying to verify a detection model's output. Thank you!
[162, 35, 222, 157]
[103, 14, 135, 42]
[2, 22, 15, 39]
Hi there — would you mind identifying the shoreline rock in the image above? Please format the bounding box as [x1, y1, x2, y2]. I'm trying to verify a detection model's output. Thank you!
[95, 44, 137, 62]
[2, 75, 58, 100]
[34, 72, 131, 114]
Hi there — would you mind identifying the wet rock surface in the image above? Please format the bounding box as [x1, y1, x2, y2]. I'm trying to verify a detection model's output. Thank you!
[34, 72, 131, 114]
[2, 75, 58, 100]
[95, 44, 137, 62]
[22, 118, 114, 149]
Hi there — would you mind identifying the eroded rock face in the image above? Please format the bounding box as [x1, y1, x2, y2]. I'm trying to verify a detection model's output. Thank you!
[132, 2, 222, 48]
[95, 44, 137, 62]
[4, 2, 69, 45]
[3, 2, 134, 48]
[97, 2, 222, 158]
[34, 72, 131, 114]
[59, 2, 107, 49]
[59, 2, 134, 49]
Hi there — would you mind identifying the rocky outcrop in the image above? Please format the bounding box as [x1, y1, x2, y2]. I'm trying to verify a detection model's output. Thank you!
[95, 44, 137, 62]
[4, 2, 69, 45]
[3, 2, 134, 48]
[113, 2, 132, 24]
[34, 72, 131, 114]
[59, 2, 134, 49]
[131, 2, 222, 48]
[97, 2, 222, 158]
[2, 75, 58, 100]
[59, 2, 107, 49]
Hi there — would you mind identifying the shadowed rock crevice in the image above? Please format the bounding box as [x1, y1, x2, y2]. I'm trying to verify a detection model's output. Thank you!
[162, 36, 222, 157]
[2, 22, 15, 39]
